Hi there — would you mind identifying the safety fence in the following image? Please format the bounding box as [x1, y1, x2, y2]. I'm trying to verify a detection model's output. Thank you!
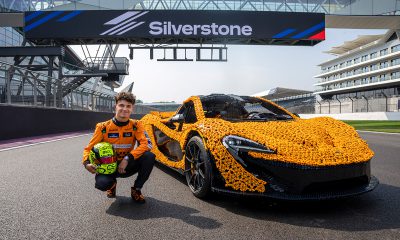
[273, 94, 400, 114]
[316, 97, 400, 114]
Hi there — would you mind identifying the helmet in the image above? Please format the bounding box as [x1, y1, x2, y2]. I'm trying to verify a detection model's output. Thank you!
[89, 142, 117, 174]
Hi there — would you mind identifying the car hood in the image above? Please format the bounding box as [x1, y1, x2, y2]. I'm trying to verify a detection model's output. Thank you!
[198, 117, 374, 167]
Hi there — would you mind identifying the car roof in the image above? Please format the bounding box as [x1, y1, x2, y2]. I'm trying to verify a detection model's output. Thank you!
[198, 94, 255, 102]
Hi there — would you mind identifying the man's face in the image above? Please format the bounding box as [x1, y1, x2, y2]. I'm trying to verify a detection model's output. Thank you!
[115, 100, 133, 120]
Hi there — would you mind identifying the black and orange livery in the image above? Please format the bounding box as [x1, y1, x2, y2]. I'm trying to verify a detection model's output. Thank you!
[82, 119, 152, 163]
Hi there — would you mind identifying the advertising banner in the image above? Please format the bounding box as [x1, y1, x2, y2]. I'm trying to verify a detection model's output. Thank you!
[24, 10, 325, 45]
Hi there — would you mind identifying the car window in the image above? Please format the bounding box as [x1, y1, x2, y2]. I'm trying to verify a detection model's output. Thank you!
[177, 101, 197, 123]
[201, 95, 292, 121]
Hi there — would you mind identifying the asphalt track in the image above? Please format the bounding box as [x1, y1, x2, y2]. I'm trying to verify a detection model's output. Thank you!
[0, 132, 399, 240]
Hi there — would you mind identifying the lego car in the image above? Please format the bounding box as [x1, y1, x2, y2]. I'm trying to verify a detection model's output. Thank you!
[141, 94, 378, 200]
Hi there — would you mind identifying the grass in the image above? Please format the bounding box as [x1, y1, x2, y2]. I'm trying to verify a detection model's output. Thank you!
[343, 120, 400, 133]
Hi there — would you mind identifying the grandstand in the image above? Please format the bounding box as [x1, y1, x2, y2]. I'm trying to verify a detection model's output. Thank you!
[252, 87, 316, 114]
[314, 30, 400, 113]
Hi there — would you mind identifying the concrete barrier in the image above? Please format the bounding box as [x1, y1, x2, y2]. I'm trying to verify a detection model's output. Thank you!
[0, 104, 145, 141]
[300, 112, 400, 120]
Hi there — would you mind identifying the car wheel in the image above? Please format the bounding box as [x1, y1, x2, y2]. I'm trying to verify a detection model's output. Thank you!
[184, 136, 212, 198]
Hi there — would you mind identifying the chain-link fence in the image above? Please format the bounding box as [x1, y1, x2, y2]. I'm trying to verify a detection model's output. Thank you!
[0, 60, 115, 112]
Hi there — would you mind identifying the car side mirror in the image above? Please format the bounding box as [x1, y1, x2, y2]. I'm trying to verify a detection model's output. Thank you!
[170, 113, 185, 123]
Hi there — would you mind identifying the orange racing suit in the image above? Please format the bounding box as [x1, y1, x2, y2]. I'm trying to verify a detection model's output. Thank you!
[82, 118, 152, 164]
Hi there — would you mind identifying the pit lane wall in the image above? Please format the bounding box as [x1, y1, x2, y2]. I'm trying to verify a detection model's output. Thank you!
[0, 105, 144, 141]
[299, 112, 400, 120]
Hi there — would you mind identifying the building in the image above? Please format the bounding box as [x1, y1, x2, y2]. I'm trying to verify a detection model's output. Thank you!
[252, 87, 316, 114]
[315, 30, 400, 113]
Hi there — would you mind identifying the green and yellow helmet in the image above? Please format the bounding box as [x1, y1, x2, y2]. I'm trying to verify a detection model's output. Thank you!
[89, 142, 117, 174]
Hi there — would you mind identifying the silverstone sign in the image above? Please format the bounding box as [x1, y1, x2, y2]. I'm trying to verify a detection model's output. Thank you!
[148, 22, 253, 36]
[24, 10, 325, 44]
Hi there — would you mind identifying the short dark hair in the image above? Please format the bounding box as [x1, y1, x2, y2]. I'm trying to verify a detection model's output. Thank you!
[115, 92, 136, 105]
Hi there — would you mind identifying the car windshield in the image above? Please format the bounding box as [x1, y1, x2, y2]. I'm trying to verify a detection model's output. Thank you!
[201, 94, 293, 121]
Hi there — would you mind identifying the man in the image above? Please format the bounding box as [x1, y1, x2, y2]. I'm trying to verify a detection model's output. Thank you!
[82, 92, 155, 203]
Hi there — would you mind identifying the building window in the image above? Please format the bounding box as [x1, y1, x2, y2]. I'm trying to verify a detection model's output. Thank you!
[333, 64, 338, 70]
[354, 57, 360, 64]
[391, 58, 400, 66]
[380, 48, 388, 56]
[370, 52, 377, 59]
[346, 60, 352, 66]
[380, 61, 389, 69]
[391, 44, 400, 53]
[370, 64, 378, 71]
[361, 55, 368, 62]
[391, 71, 400, 79]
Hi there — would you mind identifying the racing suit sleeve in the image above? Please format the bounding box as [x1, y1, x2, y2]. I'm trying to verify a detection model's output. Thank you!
[82, 123, 104, 164]
[130, 121, 152, 160]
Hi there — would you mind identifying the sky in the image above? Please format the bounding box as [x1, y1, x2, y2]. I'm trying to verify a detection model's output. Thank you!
[74, 28, 387, 103]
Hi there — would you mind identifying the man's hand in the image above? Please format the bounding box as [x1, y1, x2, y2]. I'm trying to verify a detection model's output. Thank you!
[118, 158, 129, 174]
[85, 164, 97, 174]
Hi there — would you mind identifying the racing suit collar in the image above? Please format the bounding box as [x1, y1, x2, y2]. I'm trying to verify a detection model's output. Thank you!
[112, 117, 129, 127]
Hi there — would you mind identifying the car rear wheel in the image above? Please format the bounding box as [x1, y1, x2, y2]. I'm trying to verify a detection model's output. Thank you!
[184, 136, 212, 198]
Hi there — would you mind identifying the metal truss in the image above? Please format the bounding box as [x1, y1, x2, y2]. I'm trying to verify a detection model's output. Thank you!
[129, 44, 228, 61]
[3, 1, 400, 16]
[133, 0, 349, 13]
[0, 0, 79, 12]
[0, 41, 123, 109]
[0, 59, 115, 111]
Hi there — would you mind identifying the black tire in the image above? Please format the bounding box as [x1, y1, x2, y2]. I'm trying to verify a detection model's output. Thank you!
[184, 136, 212, 198]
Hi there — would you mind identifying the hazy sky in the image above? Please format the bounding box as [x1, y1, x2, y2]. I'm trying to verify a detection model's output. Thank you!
[75, 28, 387, 103]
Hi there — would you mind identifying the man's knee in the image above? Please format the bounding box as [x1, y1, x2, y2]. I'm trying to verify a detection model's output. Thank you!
[141, 151, 155, 164]
[95, 175, 115, 191]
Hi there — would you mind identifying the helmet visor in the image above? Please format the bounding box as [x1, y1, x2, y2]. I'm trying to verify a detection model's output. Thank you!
[98, 156, 116, 164]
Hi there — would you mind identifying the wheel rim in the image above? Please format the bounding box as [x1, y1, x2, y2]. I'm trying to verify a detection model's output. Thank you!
[185, 141, 206, 193]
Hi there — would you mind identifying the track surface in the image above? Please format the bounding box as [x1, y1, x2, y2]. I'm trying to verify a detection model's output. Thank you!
[0, 132, 399, 240]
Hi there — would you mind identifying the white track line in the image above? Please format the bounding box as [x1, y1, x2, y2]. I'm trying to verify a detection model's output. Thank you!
[357, 130, 400, 135]
[0, 133, 91, 152]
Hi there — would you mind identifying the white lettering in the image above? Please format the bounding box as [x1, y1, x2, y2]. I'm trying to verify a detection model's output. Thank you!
[242, 25, 252, 36]
[148, 21, 253, 37]
[211, 23, 218, 35]
[149, 21, 162, 35]
[218, 25, 229, 36]
[166, 21, 170, 35]
[201, 25, 211, 35]
[229, 25, 241, 36]
[171, 24, 182, 34]
[193, 25, 201, 35]
[182, 25, 193, 35]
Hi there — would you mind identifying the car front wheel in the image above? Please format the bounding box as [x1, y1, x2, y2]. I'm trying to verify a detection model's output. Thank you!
[184, 136, 212, 198]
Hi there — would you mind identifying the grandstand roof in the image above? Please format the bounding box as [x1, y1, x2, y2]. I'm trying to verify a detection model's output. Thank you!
[252, 87, 312, 100]
[324, 34, 384, 55]
[119, 82, 134, 93]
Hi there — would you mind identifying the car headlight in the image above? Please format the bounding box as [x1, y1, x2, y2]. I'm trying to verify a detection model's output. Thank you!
[222, 135, 275, 154]
[222, 135, 275, 167]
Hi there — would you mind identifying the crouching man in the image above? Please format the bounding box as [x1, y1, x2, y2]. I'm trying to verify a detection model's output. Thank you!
[82, 92, 155, 203]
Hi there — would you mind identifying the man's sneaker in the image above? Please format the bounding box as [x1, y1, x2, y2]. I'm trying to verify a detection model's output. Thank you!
[131, 187, 145, 203]
[106, 182, 117, 198]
